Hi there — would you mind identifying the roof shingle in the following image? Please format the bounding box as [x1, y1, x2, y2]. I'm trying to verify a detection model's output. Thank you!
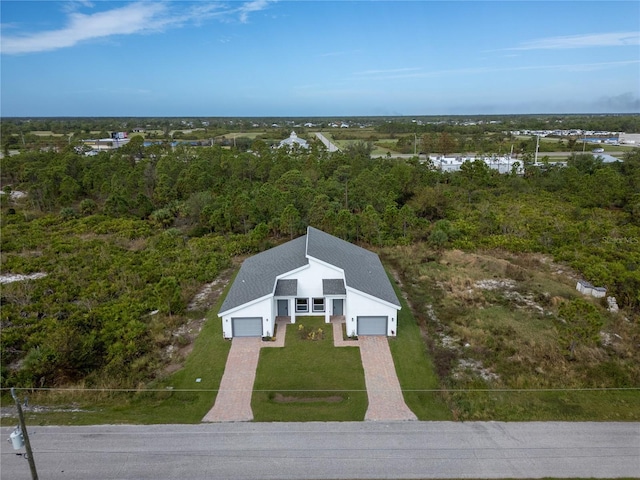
[219, 227, 400, 314]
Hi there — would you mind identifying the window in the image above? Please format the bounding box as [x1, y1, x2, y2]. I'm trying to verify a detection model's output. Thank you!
[295, 298, 308, 313]
[312, 298, 325, 312]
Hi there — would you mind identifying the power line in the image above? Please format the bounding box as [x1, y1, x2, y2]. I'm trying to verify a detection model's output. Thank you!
[2, 387, 639, 393]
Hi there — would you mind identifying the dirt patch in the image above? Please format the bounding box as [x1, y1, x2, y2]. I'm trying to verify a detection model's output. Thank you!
[0, 272, 47, 284]
[162, 266, 236, 375]
[1, 404, 92, 418]
[272, 393, 344, 403]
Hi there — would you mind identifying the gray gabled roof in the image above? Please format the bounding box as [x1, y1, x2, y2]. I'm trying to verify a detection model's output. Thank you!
[323, 279, 346, 295]
[219, 227, 400, 315]
[219, 235, 307, 313]
[275, 279, 298, 296]
[307, 227, 400, 307]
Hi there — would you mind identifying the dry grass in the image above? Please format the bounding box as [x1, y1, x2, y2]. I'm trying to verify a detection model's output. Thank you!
[381, 244, 640, 420]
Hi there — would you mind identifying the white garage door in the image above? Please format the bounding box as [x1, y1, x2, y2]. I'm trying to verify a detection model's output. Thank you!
[357, 316, 387, 336]
[232, 317, 262, 337]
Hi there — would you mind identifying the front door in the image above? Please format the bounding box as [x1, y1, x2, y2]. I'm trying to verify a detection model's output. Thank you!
[277, 299, 289, 316]
[333, 299, 343, 316]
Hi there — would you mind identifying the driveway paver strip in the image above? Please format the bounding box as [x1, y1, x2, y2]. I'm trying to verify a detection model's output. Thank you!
[203, 318, 415, 422]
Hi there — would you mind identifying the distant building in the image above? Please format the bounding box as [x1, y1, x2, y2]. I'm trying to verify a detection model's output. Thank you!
[82, 132, 130, 151]
[619, 133, 640, 145]
[279, 131, 309, 149]
[427, 155, 524, 175]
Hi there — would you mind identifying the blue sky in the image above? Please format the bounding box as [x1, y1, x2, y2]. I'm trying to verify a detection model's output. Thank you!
[1, 1, 639, 116]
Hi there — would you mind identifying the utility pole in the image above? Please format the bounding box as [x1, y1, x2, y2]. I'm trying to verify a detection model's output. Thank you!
[11, 388, 39, 480]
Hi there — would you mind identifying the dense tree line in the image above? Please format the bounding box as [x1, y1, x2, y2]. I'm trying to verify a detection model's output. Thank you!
[1, 137, 639, 388]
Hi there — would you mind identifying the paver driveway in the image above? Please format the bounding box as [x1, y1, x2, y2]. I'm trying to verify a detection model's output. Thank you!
[358, 336, 417, 421]
[201, 337, 261, 422]
[202, 320, 287, 422]
[203, 319, 416, 422]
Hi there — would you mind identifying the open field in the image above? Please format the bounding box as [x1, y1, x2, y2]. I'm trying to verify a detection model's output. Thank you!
[382, 245, 640, 421]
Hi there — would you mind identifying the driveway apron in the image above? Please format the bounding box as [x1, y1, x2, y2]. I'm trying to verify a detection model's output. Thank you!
[202, 320, 288, 422]
[358, 336, 418, 421]
[203, 320, 415, 422]
[202, 337, 262, 422]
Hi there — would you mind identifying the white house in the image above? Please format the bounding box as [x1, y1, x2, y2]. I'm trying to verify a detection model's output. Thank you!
[219, 227, 401, 338]
[278, 131, 308, 149]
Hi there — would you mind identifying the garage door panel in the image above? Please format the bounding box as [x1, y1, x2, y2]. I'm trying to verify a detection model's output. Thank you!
[357, 316, 387, 336]
[232, 317, 262, 337]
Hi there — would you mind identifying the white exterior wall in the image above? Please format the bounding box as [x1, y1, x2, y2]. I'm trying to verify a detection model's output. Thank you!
[344, 288, 400, 337]
[222, 255, 400, 337]
[279, 258, 344, 322]
[221, 297, 273, 338]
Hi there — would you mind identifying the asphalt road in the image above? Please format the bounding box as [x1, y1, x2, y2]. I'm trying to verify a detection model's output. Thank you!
[315, 132, 340, 152]
[2, 422, 638, 479]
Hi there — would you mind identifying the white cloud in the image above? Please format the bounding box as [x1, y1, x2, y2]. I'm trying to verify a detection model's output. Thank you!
[237, 0, 276, 23]
[0, 1, 273, 55]
[1, 2, 173, 54]
[511, 31, 640, 50]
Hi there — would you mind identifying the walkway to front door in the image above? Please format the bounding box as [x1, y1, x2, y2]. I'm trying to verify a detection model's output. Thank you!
[203, 318, 416, 422]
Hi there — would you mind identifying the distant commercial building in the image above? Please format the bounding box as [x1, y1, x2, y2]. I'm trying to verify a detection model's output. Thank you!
[82, 132, 130, 152]
[619, 133, 640, 145]
[427, 155, 524, 175]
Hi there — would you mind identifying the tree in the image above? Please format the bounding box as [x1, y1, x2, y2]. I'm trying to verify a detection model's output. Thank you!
[359, 204, 382, 245]
[154, 276, 184, 316]
[334, 165, 351, 209]
[79, 198, 98, 215]
[59, 175, 82, 204]
[421, 133, 436, 155]
[428, 228, 448, 250]
[437, 132, 457, 155]
[279, 204, 301, 239]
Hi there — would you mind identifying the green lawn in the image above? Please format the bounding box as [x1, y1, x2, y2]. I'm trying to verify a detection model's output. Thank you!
[387, 272, 453, 420]
[252, 271, 453, 422]
[252, 317, 367, 421]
